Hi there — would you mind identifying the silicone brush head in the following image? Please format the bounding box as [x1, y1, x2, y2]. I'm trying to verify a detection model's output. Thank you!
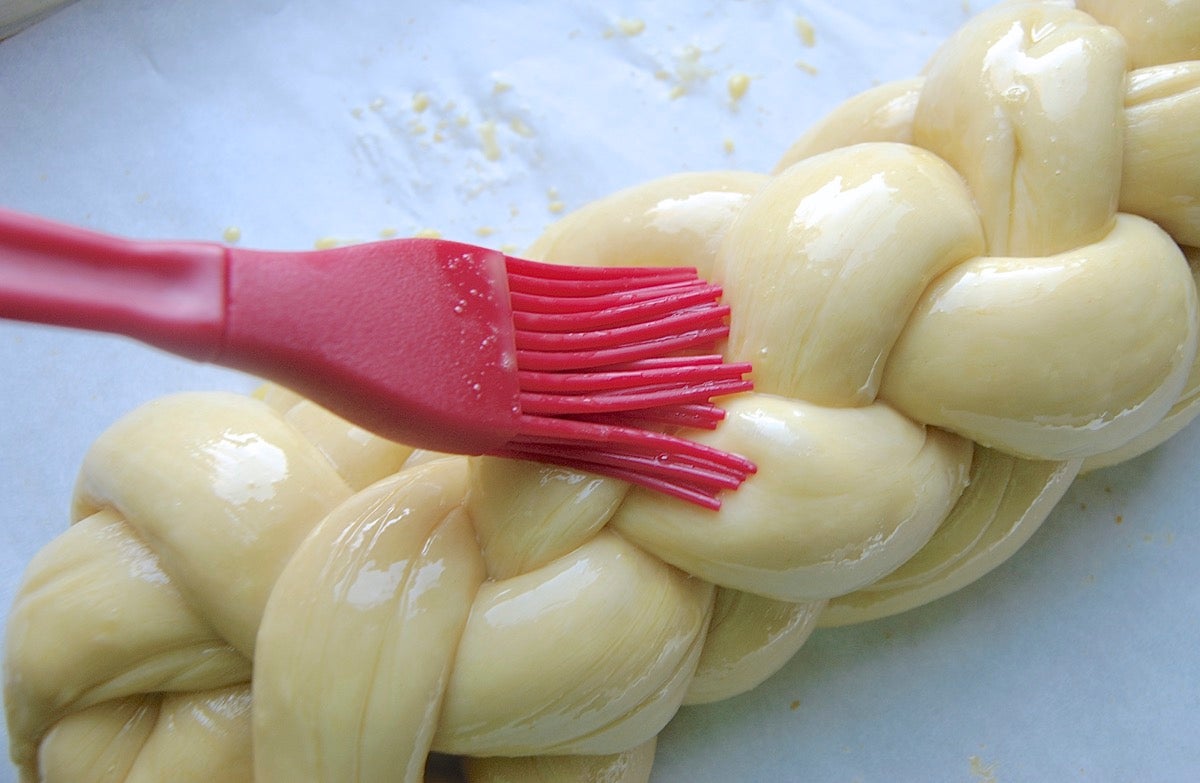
[499, 256, 756, 510]
[222, 239, 759, 509]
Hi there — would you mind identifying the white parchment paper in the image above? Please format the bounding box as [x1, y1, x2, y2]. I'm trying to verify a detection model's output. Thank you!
[1, 1, 1197, 780]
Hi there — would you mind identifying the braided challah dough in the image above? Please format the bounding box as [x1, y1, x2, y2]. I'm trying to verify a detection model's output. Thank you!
[6, 1, 1200, 780]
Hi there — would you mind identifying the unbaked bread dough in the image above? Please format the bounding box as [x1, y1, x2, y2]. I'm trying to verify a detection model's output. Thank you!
[6, 2, 1200, 781]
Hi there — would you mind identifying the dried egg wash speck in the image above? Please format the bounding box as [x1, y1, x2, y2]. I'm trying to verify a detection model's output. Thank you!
[6, 2, 1200, 782]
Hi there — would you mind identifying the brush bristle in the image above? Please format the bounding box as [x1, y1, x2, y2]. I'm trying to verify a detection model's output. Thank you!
[502, 256, 755, 510]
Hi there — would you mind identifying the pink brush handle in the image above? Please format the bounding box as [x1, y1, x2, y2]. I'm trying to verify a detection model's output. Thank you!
[0, 207, 227, 360]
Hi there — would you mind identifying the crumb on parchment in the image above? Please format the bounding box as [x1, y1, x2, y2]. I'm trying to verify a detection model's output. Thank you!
[794, 15, 816, 47]
[605, 17, 646, 38]
[727, 73, 750, 102]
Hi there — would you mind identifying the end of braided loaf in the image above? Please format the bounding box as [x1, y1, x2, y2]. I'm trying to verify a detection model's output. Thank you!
[6, 1, 1200, 780]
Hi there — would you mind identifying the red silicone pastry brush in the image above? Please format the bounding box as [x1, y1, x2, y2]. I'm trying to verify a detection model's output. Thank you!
[0, 207, 755, 509]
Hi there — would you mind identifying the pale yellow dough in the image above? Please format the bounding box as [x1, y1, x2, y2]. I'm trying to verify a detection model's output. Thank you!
[7, 2, 1200, 781]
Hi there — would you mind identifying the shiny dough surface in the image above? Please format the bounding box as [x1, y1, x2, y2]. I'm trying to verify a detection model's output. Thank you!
[6, 1, 1200, 781]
